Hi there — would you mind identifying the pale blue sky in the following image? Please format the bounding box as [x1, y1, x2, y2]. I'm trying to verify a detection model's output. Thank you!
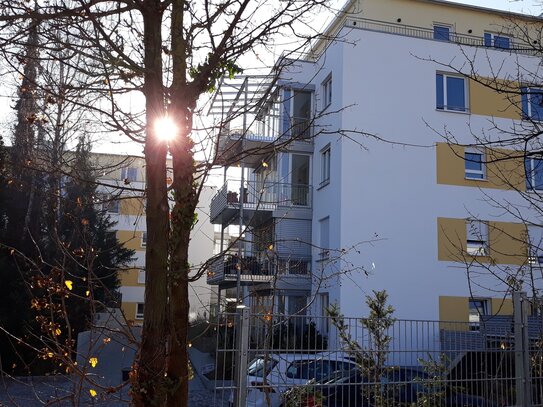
[455, 0, 540, 15]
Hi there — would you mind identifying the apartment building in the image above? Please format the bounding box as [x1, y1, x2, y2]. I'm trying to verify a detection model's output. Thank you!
[91, 153, 215, 323]
[209, 0, 543, 332]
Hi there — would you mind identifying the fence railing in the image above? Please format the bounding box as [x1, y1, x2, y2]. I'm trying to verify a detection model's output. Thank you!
[207, 255, 311, 285]
[210, 180, 312, 223]
[212, 292, 541, 407]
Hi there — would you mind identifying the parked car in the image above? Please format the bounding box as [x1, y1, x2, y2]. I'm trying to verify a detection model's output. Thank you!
[281, 366, 498, 407]
[230, 353, 357, 407]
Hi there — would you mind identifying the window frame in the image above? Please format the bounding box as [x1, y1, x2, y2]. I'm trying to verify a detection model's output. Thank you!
[469, 298, 490, 330]
[322, 74, 332, 110]
[436, 72, 469, 113]
[99, 193, 120, 214]
[138, 269, 146, 284]
[320, 144, 331, 187]
[464, 148, 486, 180]
[484, 32, 511, 49]
[319, 216, 330, 261]
[121, 167, 138, 182]
[521, 87, 543, 121]
[433, 24, 452, 42]
[141, 231, 147, 248]
[466, 220, 489, 257]
[525, 156, 543, 191]
[136, 302, 144, 319]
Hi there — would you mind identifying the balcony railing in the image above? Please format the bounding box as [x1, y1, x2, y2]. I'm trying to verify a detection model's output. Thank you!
[207, 254, 311, 285]
[210, 180, 312, 224]
[304, 17, 541, 61]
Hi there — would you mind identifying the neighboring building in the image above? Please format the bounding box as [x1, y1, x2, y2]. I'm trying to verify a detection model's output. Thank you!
[208, 0, 543, 334]
[91, 153, 215, 323]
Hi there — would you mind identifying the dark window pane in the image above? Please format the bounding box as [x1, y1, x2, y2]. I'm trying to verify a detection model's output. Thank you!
[465, 152, 482, 171]
[447, 76, 465, 111]
[436, 74, 444, 109]
[530, 90, 543, 121]
[434, 26, 450, 41]
[494, 36, 510, 49]
[484, 33, 492, 47]
[534, 158, 543, 190]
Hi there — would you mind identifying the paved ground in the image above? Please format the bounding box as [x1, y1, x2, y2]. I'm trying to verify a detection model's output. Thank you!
[0, 350, 229, 407]
[0, 374, 228, 406]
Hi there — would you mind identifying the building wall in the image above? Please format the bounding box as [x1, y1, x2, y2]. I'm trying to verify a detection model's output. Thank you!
[92, 153, 215, 323]
[301, 10, 543, 322]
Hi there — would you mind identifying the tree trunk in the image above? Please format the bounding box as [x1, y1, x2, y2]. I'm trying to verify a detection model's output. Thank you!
[133, 3, 170, 406]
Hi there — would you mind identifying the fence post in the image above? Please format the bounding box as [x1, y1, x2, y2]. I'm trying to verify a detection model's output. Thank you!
[235, 305, 250, 407]
[514, 291, 532, 407]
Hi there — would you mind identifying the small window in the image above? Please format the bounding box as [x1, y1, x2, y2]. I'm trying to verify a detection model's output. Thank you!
[484, 32, 510, 49]
[528, 226, 543, 265]
[525, 156, 543, 191]
[121, 167, 138, 182]
[433, 25, 451, 41]
[521, 87, 543, 121]
[319, 217, 330, 260]
[466, 220, 488, 256]
[465, 150, 485, 180]
[320, 145, 331, 186]
[138, 270, 146, 284]
[322, 75, 332, 109]
[141, 232, 147, 247]
[436, 73, 468, 112]
[136, 303, 144, 319]
[469, 299, 489, 330]
[99, 193, 120, 214]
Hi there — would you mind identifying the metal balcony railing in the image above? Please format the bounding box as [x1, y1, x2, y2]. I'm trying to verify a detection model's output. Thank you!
[210, 180, 312, 223]
[206, 254, 311, 285]
[304, 17, 542, 61]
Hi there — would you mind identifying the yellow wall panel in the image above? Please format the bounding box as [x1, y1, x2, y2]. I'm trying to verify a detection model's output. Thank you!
[489, 221, 527, 266]
[492, 297, 514, 315]
[470, 79, 521, 120]
[438, 217, 527, 265]
[439, 296, 469, 331]
[121, 302, 143, 323]
[116, 230, 146, 251]
[119, 268, 144, 286]
[120, 197, 144, 216]
[436, 143, 525, 191]
[437, 217, 467, 262]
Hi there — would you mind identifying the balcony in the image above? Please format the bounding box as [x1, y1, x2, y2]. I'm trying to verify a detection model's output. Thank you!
[207, 254, 311, 290]
[216, 129, 277, 168]
[210, 180, 312, 226]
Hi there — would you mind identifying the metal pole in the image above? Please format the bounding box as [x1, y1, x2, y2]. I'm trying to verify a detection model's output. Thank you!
[236, 78, 248, 305]
[235, 306, 250, 407]
[514, 291, 532, 407]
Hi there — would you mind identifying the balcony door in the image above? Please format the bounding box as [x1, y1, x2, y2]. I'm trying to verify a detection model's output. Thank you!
[292, 90, 311, 139]
[291, 154, 310, 206]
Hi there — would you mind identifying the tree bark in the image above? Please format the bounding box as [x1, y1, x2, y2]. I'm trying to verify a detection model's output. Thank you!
[133, 2, 170, 406]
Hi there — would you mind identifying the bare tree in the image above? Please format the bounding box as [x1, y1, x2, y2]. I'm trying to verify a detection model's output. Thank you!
[0, 1, 334, 405]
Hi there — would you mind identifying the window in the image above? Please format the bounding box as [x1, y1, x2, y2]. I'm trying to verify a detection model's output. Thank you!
[136, 303, 144, 319]
[138, 270, 146, 284]
[322, 75, 332, 109]
[469, 299, 489, 330]
[121, 167, 138, 182]
[433, 25, 451, 41]
[484, 32, 510, 49]
[436, 73, 468, 112]
[99, 193, 120, 214]
[465, 149, 485, 180]
[319, 293, 330, 334]
[141, 231, 147, 247]
[320, 145, 331, 186]
[319, 217, 330, 260]
[521, 87, 543, 121]
[525, 156, 543, 191]
[528, 226, 543, 265]
[466, 220, 488, 256]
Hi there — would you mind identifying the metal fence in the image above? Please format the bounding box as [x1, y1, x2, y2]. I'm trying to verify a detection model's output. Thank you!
[212, 292, 543, 407]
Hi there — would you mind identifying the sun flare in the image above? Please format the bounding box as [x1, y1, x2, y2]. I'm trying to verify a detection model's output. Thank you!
[154, 116, 178, 141]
